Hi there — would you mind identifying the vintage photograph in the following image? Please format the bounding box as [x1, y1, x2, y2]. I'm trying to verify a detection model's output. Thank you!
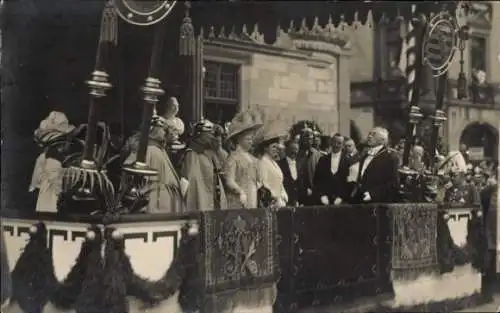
[1, 1, 499, 312]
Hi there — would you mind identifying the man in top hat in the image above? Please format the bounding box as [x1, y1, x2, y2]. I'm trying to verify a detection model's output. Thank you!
[297, 124, 322, 205]
[179, 119, 228, 211]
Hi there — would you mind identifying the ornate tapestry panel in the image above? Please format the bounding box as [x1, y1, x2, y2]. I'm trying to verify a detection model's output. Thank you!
[389, 203, 439, 279]
[200, 209, 278, 293]
[275, 205, 393, 310]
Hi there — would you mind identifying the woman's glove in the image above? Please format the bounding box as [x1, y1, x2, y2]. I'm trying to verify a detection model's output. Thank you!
[239, 192, 248, 208]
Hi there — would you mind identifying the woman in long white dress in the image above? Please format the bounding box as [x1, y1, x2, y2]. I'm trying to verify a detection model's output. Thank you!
[30, 111, 75, 213]
[254, 122, 288, 208]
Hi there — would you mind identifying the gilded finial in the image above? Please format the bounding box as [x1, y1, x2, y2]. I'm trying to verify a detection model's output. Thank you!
[218, 26, 226, 39]
[353, 11, 359, 29]
[288, 20, 295, 34]
[242, 24, 249, 36]
[366, 10, 374, 28]
[228, 25, 237, 40]
[208, 26, 215, 38]
[252, 23, 259, 35]
[339, 14, 346, 30]
[312, 17, 321, 35]
[250, 23, 264, 43]
[299, 17, 308, 34]
[324, 15, 335, 33]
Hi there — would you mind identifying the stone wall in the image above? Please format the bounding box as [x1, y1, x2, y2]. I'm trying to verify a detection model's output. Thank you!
[350, 107, 374, 139]
[245, 52, 340, 135]
[203, 20, 351, 136]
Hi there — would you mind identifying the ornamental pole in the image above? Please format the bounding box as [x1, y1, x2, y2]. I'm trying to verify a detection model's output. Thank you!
[402, 4, 426, 167]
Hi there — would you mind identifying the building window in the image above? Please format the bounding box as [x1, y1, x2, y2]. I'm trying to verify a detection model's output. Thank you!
[203, 61, 240, 124]
[204, 61, 240, 103]
[376, 21, 404, 79]
[470, 35, 487, 78]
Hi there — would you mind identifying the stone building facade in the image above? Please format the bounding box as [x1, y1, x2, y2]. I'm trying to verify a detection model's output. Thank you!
[201, 21, 351, 136]
[348, 3, 500, 160]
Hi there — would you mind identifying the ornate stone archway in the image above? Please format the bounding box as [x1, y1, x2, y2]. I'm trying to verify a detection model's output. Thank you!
[447, 106, 500, 158]
[459, 121, 498, 161]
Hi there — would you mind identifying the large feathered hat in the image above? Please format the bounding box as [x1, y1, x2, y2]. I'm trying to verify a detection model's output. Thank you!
[226, 109, 263, 141]
[301, 122, 314, 139]
[34, 111, 75, 144]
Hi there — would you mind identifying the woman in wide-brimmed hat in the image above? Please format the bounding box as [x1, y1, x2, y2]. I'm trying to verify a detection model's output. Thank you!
[254, 119, 288, 208]
[224, 109, 263, 209]
[30, 111, 75, 212]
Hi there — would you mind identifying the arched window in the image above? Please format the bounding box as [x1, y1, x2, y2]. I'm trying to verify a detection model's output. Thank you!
[460, 122, 498, 162]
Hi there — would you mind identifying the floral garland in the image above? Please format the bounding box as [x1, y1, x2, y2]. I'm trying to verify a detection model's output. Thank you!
[8, 222, 199, 313]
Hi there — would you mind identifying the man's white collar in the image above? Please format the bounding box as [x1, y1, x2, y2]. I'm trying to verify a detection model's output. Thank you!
[368, 145, 384, 155]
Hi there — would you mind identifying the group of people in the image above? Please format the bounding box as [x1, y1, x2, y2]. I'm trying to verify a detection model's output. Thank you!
[29, 100, 404, 214]
[279, 127, 400, 206]
[28, 98, 499, 214]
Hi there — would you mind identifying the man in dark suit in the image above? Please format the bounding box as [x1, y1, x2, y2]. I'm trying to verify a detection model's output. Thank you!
[352, 127, 399, 203]
[314, 134, 350, 205]
[297, 127, 322, 205]
[344, 137, 361, 199]
[279, 140, 300, 206]
[344, 137, 360, 164]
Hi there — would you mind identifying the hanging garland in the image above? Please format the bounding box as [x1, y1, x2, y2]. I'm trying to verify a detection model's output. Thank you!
[11, 223, 56, 313]
[7, 222, 199, 313]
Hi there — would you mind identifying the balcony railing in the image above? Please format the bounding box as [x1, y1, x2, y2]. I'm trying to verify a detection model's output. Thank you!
[447, 79, 500, 107]
[1, 202, 491, 312]
[351, 78, 500, 109]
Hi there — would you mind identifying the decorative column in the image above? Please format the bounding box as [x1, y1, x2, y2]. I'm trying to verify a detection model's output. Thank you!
[402, 5, 426, 166]
[80, 1, 117, 170]
[427, 15, 470, 171]
[122, 19, 167, 176]
[65, 1, 117, 202]
[178, 1, 204, 129]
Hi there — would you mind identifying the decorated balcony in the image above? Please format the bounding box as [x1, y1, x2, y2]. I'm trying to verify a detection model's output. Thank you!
[1, 202, 490, 313]
[447, 79, 500, 108]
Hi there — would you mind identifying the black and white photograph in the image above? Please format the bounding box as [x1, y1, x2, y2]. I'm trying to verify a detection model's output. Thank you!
[1, 1, 499, 312]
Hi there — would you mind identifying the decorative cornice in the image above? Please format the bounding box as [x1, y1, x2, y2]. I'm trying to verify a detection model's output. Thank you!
[285, 17, 350, 51]
[203, 23, 265, 45]
[202, 15, 353, 57]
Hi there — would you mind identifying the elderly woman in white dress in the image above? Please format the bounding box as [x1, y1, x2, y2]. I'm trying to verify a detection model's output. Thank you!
[254, 121, 288, 208]
[30, 111, 75, 212]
